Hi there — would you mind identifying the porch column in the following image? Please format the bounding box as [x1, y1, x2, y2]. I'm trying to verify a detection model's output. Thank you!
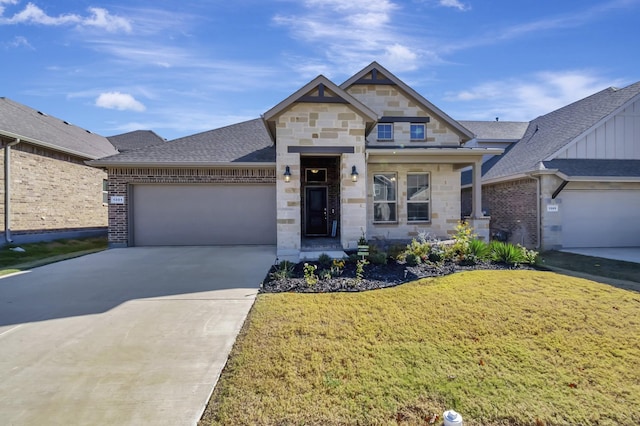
[471, 159, 483, 219]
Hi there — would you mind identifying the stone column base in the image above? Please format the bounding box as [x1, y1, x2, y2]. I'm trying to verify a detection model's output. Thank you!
[465, 216, 491, 241]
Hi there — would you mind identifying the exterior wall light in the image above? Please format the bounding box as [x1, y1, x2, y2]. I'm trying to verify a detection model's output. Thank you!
[351, 165, 359, 182]
[284, 165, 292, 183]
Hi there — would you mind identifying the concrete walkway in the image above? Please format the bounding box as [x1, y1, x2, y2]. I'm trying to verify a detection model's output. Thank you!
[0, 246, 275, 426]
[561, 247, 640, 264]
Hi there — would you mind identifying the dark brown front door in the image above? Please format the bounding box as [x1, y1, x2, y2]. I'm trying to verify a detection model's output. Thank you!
[305, 186, 328, 236]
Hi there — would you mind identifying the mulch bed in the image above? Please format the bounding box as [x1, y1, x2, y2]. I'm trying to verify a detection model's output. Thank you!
[261, 259, 533, 293]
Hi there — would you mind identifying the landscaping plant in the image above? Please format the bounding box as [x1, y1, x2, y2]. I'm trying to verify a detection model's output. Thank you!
[303, 263, 318, 286]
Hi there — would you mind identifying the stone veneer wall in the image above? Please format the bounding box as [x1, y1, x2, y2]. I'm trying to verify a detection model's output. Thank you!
[367, 163, 460, 242]
[106, 167, 276, 246]
[0, 141, 108, 234]
[275, 103, 368, 258]
[346, 85, 462, 146]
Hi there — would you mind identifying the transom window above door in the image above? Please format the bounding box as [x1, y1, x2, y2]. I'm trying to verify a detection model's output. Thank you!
[306, 168, 327, 182]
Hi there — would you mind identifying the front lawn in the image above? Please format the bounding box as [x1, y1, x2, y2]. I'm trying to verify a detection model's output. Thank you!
[201, 270, 640, 425]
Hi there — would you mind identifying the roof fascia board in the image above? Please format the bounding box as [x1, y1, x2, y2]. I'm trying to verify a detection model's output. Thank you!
[341, 62, 474, 141]
[544, 90, 640, 161]
[0, 129, 96, 160]
[367, 147, 503, 156]
[263, 75, 377, 122]
[480, 173, 533, 185]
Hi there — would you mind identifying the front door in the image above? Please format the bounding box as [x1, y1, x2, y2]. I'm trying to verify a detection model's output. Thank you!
[305, 186, 328, 236]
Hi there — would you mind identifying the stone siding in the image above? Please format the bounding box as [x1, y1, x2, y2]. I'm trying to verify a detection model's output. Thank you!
[0, 141, 108, 235]
[367, 163, 460, 242]
[107, 167, 276, 246]
[346, 85, 461, 146]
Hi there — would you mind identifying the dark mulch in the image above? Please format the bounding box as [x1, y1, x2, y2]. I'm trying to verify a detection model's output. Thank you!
[261, 259, 532, 293]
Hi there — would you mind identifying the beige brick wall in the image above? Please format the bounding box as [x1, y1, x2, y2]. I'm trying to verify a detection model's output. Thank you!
[275, 103, 368, 257]
[107, 167, 276, 246]
[0, 142, 107, 234]
[367, 163, 460, 241]
[346, 85, 461, 146]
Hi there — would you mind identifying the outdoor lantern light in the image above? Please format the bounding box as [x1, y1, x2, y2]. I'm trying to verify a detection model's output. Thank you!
[351, 165, 359, 182]
[284, 165, 291, 182]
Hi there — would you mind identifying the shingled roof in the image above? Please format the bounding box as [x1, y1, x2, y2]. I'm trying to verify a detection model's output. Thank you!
[0, 97, 117, 159]
[89, 118, 275, 166]
[484, 81, 640, 181]
[107, 130, 166, 152]
[459, 120, 528, 141]
[543, 159, 640, 178]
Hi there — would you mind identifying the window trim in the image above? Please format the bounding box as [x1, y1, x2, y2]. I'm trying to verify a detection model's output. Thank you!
[373, 173, 398, 224]
[406, 173, 430, 222]
[376, 123, 393, 141]
[410, 123, 426, 141]
[102, 179, 108, 204]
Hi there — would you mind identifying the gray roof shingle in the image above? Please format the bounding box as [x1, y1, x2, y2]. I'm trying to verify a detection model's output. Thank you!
[543, 159, 640, 177]
[91, 118, 275, 165]
[459, 120, 528, 141]
[484, 81, 640, 180]
[107, 130, 166, 152]
[0, 97, 117, 159]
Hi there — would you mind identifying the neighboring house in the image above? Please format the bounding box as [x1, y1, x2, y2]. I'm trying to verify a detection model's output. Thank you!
[107, 130, 166, 152]
[89, 62, 500, 260]
[462, 82, 640, 249]
[0, 97, 118, 245]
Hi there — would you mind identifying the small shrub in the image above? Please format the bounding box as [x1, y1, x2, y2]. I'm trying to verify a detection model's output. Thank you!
[387, 244, 405, 260]
[405, 253, 421, 266]
[318, 269, 332, 280]
[331, 259, 345, 276]
[428, 243, 446, 263]
[490, 241, 525, 265]
[519, 245, 539, 264]
[355, 258, 369, 284]
[270, 260, 294, 280]
[317, 253, 332, 269]
[404, 238, 430, 260]
[467, 239, 490, 264]
[303, 263, 318, 286]
[368, 252, 388, 265]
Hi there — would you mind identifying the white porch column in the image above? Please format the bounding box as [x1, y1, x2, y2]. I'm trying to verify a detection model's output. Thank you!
[467, 159, 490, 241]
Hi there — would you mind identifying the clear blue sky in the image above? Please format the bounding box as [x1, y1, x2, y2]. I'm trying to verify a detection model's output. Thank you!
[2, 0, 639, 140]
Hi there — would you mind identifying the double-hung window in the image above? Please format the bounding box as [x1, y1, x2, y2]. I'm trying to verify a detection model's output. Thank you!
[410, 123, 425, 141]
[407, 173, 430, 221]
[373, 173, 397, 223]
[377, 123, 393, 141]
[102, 179, 108, 204]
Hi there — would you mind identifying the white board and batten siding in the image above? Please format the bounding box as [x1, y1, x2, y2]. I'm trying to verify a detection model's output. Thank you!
[555, 97, 640, 160]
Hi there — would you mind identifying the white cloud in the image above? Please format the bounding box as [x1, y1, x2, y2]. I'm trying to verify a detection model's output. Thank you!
[439, 0, 470, 11]
[95, 92, 146, 112]
[0, 3, 131, 33]
[2, 35, 31, 49]
[445, 70, 624, 121]
[273, 0, 426, 73]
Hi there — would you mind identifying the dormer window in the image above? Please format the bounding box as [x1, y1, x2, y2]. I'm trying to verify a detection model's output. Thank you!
[410, 123, 425, 141]
[377, 123, 393, 141]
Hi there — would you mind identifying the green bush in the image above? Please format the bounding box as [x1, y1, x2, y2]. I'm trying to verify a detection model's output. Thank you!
[468, 239, 490, 262]
[303, 263, 318, 286]
[270, 260, 294, 280]
[387, 244, 406, 260]
[489, 241, 525, 265]
[518, 245, 539, 264]
[405, 253, 421, 266]
[317, 253, 332, 269]
[368, 252, 388, 265]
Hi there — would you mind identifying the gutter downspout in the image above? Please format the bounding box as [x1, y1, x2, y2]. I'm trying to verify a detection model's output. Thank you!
[5, 138, 21, 243]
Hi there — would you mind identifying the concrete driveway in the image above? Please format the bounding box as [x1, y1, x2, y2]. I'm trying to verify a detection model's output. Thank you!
[561, 247, 640, 264]
[0, 246, 275, 426]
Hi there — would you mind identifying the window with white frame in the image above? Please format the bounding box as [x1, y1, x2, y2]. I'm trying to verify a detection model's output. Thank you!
[377, 123, 393, 140]
[407, 173, 430, 221]
[373, 173, 397, 222]
[410, 123, 425, 140]
[102, 179, 108, 204]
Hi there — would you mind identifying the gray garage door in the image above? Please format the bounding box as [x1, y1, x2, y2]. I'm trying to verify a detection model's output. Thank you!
[561, 189, 640, 248]
[132, 184, 276, 246]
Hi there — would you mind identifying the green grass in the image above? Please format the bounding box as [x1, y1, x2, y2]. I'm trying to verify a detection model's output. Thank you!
[541, 250, 640, 283]
[0, 237, 107, 275]
[201, 270, 640, 426]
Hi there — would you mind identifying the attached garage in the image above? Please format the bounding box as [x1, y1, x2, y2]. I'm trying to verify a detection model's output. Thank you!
[131, 184, 276, 246]
[561, 189, 640, 248]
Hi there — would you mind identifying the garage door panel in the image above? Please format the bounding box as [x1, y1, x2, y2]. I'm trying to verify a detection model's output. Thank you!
[133, 184, 276, 246]
[561, 190, 640, 248]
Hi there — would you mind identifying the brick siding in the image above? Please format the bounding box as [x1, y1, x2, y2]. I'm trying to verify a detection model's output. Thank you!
[0, 141, 108, 235]
[482, 178, 538, 247]
[107, 167, 276, 246]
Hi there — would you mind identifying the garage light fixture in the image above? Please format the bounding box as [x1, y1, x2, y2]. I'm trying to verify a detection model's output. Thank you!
[284, 165, 292, 183]
[351, 165, 359, 182]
